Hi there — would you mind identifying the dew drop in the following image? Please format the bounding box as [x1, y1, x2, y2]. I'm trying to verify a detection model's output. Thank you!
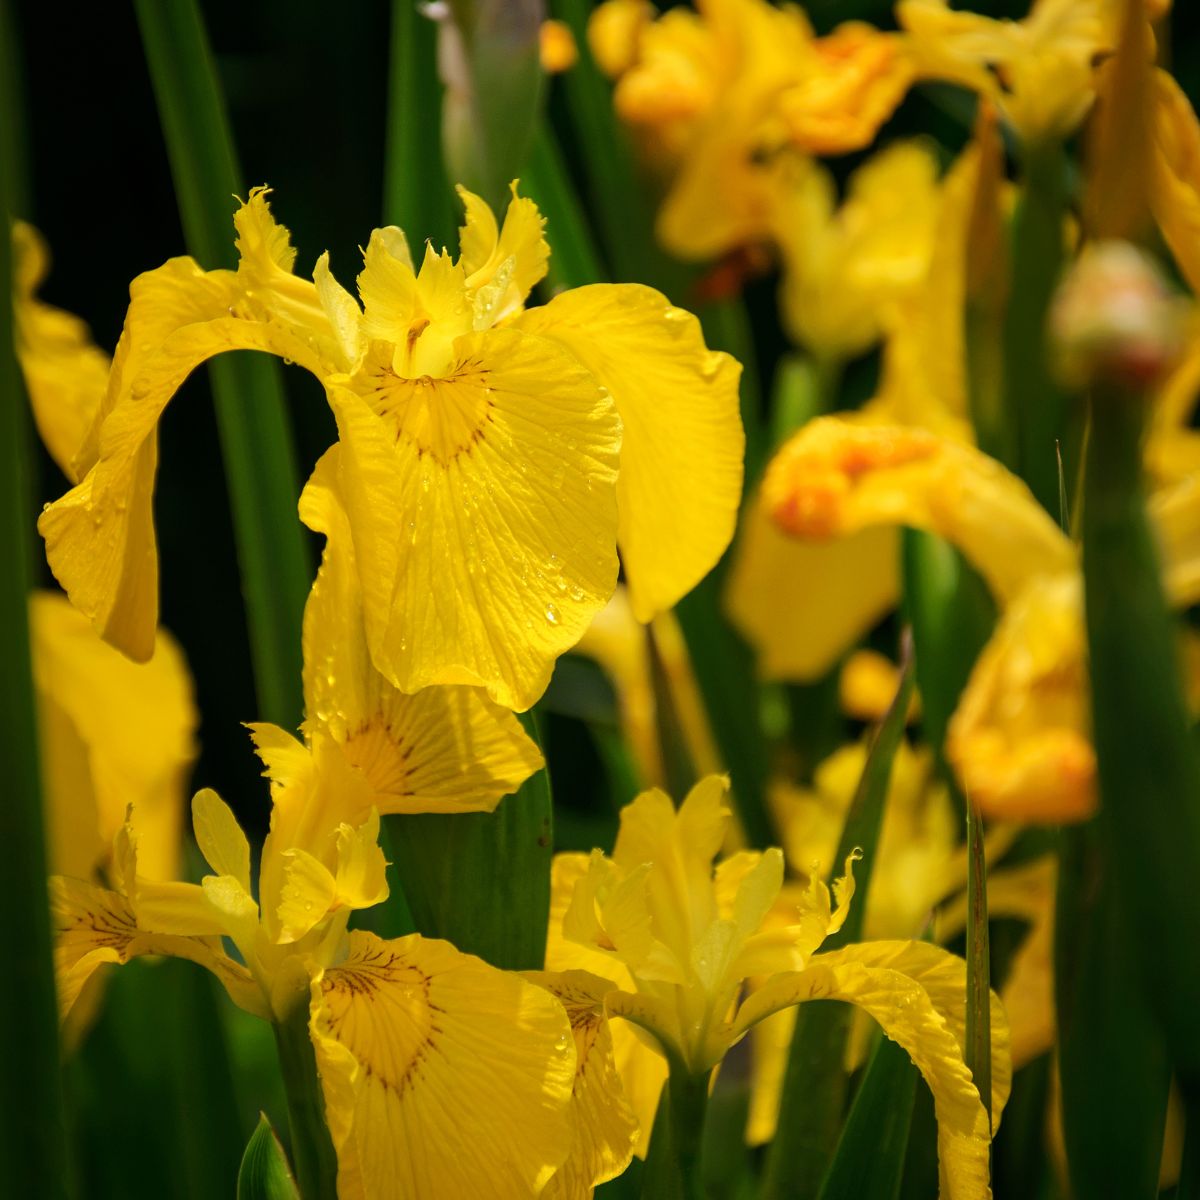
[545, 603, 560, 625]
[41, 502, 50, 513]
[555, 1033, 570, 1053]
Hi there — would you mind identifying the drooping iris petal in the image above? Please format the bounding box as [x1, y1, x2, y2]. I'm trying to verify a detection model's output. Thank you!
[298, 450, 543, 810]
[761, 416, 1075, 607]
[734, 940, 1010, 1200]
[516, 283, 744, 621]
[528, 970, 641, 1199]
[12, 222, 110, 480]
[327, 326, 622, 711]
[30, 590, 196, 882]
[724, 495, 899, 681]
[308, 931, 576, 1200]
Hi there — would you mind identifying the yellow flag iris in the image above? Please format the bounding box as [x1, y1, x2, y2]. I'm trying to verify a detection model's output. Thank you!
[38, 185, 743, 711]
[590, 0, 913, 262]
[898, 0, 1170, 148]
[544, 776, 1009, 1200]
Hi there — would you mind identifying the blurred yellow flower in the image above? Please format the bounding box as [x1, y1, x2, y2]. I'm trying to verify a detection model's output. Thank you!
[591, 0, 913, 261]
[898, 0, 1169, 147]
[39, 185, 743, 711]
[556, 776, 1009, 1199]
[540, 19, 578, 73]
[31, 591, 197, 885]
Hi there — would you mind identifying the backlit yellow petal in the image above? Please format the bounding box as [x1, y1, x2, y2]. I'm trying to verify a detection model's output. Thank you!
[529, 970, 640, 1198]
[298, 450, 543, 811]
[326, 326, 622, 710]
[30, 590, 196, 881]
[12, 221, 109, 480]
[724, 493, 899, 681]
[516, 283, 743, 620]
[546, 854, 667, 1159]
[309, 931, 576, 1200]
[37, 255, 313, 660]
[1152, 70, 1200, 295]
[761, 417, 1075, 607]
[191, 787, 251, 892]
[735, 940, 1009, 1200]
[458, 183, 549, 323]
[277, 849, 339, 944]
[332, 811, 390, 911]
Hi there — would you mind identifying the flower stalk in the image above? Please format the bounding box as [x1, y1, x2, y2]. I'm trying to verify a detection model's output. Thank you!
[273, 1003, 339, 1200]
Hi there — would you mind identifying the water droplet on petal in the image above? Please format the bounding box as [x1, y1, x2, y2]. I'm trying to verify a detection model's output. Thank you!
[545, 603, 560, 625]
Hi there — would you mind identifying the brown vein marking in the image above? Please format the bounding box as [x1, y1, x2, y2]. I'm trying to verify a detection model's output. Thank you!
[57, 890, 137, 953]
[342, 717, 413, 800]
[322, 945, 441, 1098]
[357, 354, 496, 466]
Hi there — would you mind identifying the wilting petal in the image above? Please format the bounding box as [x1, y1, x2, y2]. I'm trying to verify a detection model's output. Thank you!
[12, 221, 110, 480]
[308, 931, 576, 1200]
[529, 970, 641, 1198]
[725, 493, 899, 681]
[518, 284, 743, 621]
[298, 451, 543, 811]
[30, 591, 196, 881]
[761, 417, 1074, 607]
[735, 940, 1010, 1200]
[328, 326, 622, 710]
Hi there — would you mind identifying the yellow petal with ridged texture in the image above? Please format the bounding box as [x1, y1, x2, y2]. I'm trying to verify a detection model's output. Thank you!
[528, 970, 641, 1198]
[332, 812, 389, 911]
[328, 327, 621, 710]
[736, 939, 1009, 1200]
[37, 256, 317, 661]
[546, 855, 667, 1159]
[1152, 71, 1200, 295]
[298, 451, 543, 811]
[517, 284, 743, 621]
[277, 850, 339, 943]
[12, 222, 110, 480]
[762, 417, 1074, 608]
[459, 184, 549, 324]
[724, 493, 899, 681]
[30, 591, 196, 881]
[309, 931, 576, 1200]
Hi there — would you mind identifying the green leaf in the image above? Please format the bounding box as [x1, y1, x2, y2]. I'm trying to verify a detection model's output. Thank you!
[640, 1068, 710, 1200]
[133, 0, 310, 730]
[817, 1035, 919, 1200]
[964, 800, 992, 1130]
[0, 0, 66, 1190]
[761, 637, 915, 1199]
[1056, 823, 1169, 1198]
[1081, 392, 1200, 1081]
[1003, 142, 1070, 516]
[387, 709, 553, 969]
[238, 1116, 300, 1200]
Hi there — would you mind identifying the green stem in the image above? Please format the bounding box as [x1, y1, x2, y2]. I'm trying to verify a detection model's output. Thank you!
[134, 0, 310, 730]
[964, 801, 992, 1130]
[0, 4, 66, 1193]
[642, 1068, 711, 1200]
[1002, 141, 1069, 516]
[273, 1005, 339, 1200]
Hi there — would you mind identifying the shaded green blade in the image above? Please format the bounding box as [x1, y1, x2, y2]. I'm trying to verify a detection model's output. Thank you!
[238, 1115, 301, 1200]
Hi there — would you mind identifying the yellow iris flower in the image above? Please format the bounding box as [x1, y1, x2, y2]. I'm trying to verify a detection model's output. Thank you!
[750, 414, 1200, 823]
[50, 472, 591, 1197]
[545, 776, 1009, 1200]
[38, 184, 743, 711]
[898, 0, 1170, 148]
[725, 130, 987, 682]
[590, 0, 913, 261]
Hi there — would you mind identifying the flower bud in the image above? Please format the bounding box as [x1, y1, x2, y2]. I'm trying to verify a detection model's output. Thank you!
[1050, 240, 1187, 392]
